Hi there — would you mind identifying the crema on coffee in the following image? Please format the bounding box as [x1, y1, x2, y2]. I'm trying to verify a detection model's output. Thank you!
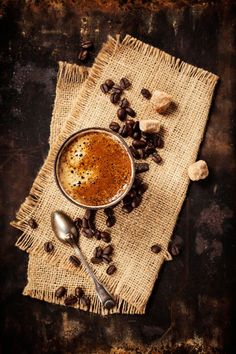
[57, 130, 133, 207]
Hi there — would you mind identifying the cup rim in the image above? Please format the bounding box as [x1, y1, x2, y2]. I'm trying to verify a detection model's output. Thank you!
[54, 127, 135, 209]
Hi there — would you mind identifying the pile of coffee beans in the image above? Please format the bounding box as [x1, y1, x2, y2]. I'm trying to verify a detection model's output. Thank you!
[121, 177, 148, 213]
[55, 285, 90, 308]
[75, 210, 112, 244]
[78, 39, 93, 63]
[91, 244, 114, 265]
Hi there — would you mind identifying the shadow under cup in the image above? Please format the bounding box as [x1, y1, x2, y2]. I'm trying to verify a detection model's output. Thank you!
[54, 127, 135, 209]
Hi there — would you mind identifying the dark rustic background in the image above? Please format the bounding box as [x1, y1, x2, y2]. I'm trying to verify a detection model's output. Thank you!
[0, 1, 236, 353]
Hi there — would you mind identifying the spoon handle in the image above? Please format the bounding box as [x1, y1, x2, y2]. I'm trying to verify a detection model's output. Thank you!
[70, 238, 116, 310]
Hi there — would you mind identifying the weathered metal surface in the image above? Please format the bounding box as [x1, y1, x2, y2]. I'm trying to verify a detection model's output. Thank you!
[0, 1, 235, 353]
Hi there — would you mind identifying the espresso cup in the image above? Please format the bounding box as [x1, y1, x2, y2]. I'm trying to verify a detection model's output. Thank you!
[54, 127, 135, 209]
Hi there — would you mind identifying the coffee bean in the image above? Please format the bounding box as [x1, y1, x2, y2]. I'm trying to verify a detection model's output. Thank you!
[69, 255, 81, 267]
[28, 218, 38, 229]
[126, 119, 135, 127]
[94, 230, 101, 240]
[80, 295, 90, 308]
[109, 121, 120, 132]
[104, 207, 114, 217]
[106, 264, 117, 275]
[74, 217, 82, 230]
[125, 122, 133, 137]
[119, 124, 129, 138]
[100, 83, 109, 94]
[145, 145, 156, 156]
[102, 254, 112, 264]
[133, 131, 141, 140]
[129, 146, 141, 160]
[126, 107, 136, 117]
[94, 246, 103, 258]
[81, 40, 93, 49]
[132, 140, 147, 149]
[141, 88, 152, 99]
[128, 189, 137, 198]
[133, 121, 140, 132]
[152, 154, 162, 164]
[136, 182, 148, 195]
[75, 287, 84, 298]
[120, 77, 131, 89]
[135, 162, 149, 173]
[82, 228, 94, 238]
[78, 49, 88, 61]
[169, 235, 184, 256]
[139, 149, 147, 159]
[131, 196, 142, 208]
[119, 98, 129, 108]
[85, 209, 92, 219]
[123, 194, 132, 205]
[117, 108, 127, 121]
[105, 79, 114, 88]
[151, 244, 162, 254]
[110, 92, 120, 104]
[55, 286, 67, 298]
[91, 257, 103, 264]
[122, 204, 133, 213]
[82, 217, 89, 229]
[64, 295, 77, 306]
[44, 241, 54, 253]
[106, 216, 116, 227]
[101, 231, 111, 243]
[103, 245, 114, 255]
[153, 134, 164, 148]
[112, 84, 123, 93]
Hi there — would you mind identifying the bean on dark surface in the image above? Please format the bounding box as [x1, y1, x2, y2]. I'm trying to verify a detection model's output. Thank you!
[28, 218, 38, 229]
[78, 49, 88, 61]
[81, 40, 93, 49]
[64, 295, 78, 306]
[75, 287, 84, 298]
[44, 241, 54, 253]
[169, 235, 184, 256]
[141, 88, 152, 99]
[109, 121, 120, 132]
[120, 77, 131, 89]
[126, 107, 136, 117]
[106, 264, 117, 275]
[151, 244, 162, 254]
[69, 255, 81, 267]
[55, 286, 67, 298]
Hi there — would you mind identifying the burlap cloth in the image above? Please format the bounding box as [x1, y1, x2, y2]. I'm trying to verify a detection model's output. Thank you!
[11, 35, 218, 315]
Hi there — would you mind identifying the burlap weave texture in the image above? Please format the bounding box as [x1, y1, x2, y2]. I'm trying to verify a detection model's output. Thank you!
[11, 35, 218, 315]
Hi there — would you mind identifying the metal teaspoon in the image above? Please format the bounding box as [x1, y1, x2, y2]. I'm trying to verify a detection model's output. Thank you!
[51, 210, 116, 310]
